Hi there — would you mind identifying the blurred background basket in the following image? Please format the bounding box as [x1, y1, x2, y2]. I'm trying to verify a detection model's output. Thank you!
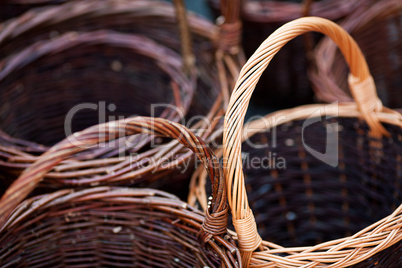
[310, 0, 402, 109]
[0, 0, 244, 198]
[208, 0, 364, 111]
[0, 116, 240, 267]
[215, 17, 401, 267]
[0, 28, 196, 197]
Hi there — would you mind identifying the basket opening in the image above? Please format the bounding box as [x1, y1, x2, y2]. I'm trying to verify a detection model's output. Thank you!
[0, 42, 182, 146]
[243, 24, 316, 110]
[242, 117, 401, 247]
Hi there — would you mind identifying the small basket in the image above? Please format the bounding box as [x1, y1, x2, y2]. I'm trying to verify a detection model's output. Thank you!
[0, 0, 243, 196]
[0, 116, 240, 267]
[221, 17, 401, 267]
[310, 0, 402, 109]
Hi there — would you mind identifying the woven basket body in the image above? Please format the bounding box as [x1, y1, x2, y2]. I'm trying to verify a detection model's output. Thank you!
[221, 17, 402, 267]
[310, 0, 402, 109]
[0, 117, 240, 267]
[0, 0, 236, 196]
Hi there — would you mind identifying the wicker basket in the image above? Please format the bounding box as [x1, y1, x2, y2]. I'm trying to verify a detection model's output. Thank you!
[220, 17, 402, 267]
[310, 0, 402, 109]
[0, 116, 240, 267]
[0, 0, 242, 196]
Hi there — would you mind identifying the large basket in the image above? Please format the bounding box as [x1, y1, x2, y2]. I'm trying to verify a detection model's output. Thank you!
[0, 116, 240, 267]
[310, 0, 402, 109]
[222, 17, 402, 267]
[0, 0, 242, 196]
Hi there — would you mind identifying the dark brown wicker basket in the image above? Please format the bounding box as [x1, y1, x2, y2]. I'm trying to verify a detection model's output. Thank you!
[310, 0, 402, 109]
[0, 116, 241, 267]
[0, 0, 237, 196]
[0, 29, 196, 196]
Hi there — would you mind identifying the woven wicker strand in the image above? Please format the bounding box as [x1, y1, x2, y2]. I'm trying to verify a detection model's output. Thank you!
[0, 116, 241, 267]
[223, 17, 402, 267]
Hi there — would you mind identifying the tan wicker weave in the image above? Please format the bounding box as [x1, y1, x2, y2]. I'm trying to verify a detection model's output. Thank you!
[222, 17, 402, 267]
[0, 116, 240, 267]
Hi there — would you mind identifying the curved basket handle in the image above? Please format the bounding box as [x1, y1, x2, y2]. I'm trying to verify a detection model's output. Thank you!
[0, 117, 227, 236]
[223, 16, 386, 265]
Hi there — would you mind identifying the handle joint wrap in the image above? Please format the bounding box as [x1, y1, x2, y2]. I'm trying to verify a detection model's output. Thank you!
[217, 17, 242, 54]
[348, 75, 389, 137]
[199, 204, 229, 244]
[232, 209, 262, 252]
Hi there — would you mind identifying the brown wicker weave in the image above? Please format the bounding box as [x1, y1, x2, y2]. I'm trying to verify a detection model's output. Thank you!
[310, 0, 402, 109]
[219, 17, 401, 267]
[0, 116, 241, 267]
[0, 0, 233, 196]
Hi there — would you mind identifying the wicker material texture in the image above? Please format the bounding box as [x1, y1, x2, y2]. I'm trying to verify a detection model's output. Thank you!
[222, 17, 402, 267]
[0, 116, 240, 267]
[310, 0, 402, 109]
[0, 0, 238, 196]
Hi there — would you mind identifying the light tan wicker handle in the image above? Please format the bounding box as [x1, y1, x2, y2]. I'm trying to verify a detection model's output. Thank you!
[223, 16, 387, 264]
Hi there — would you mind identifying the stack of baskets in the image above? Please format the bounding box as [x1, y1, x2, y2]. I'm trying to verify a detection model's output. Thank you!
[0, 0, 245, 199]
[0, 117, 241, 267]
[0, 0, 400, 267]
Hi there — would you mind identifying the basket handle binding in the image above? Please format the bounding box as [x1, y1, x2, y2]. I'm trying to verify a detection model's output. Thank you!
[0, 117, 229, 241]
[222, 17, 388, 266]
